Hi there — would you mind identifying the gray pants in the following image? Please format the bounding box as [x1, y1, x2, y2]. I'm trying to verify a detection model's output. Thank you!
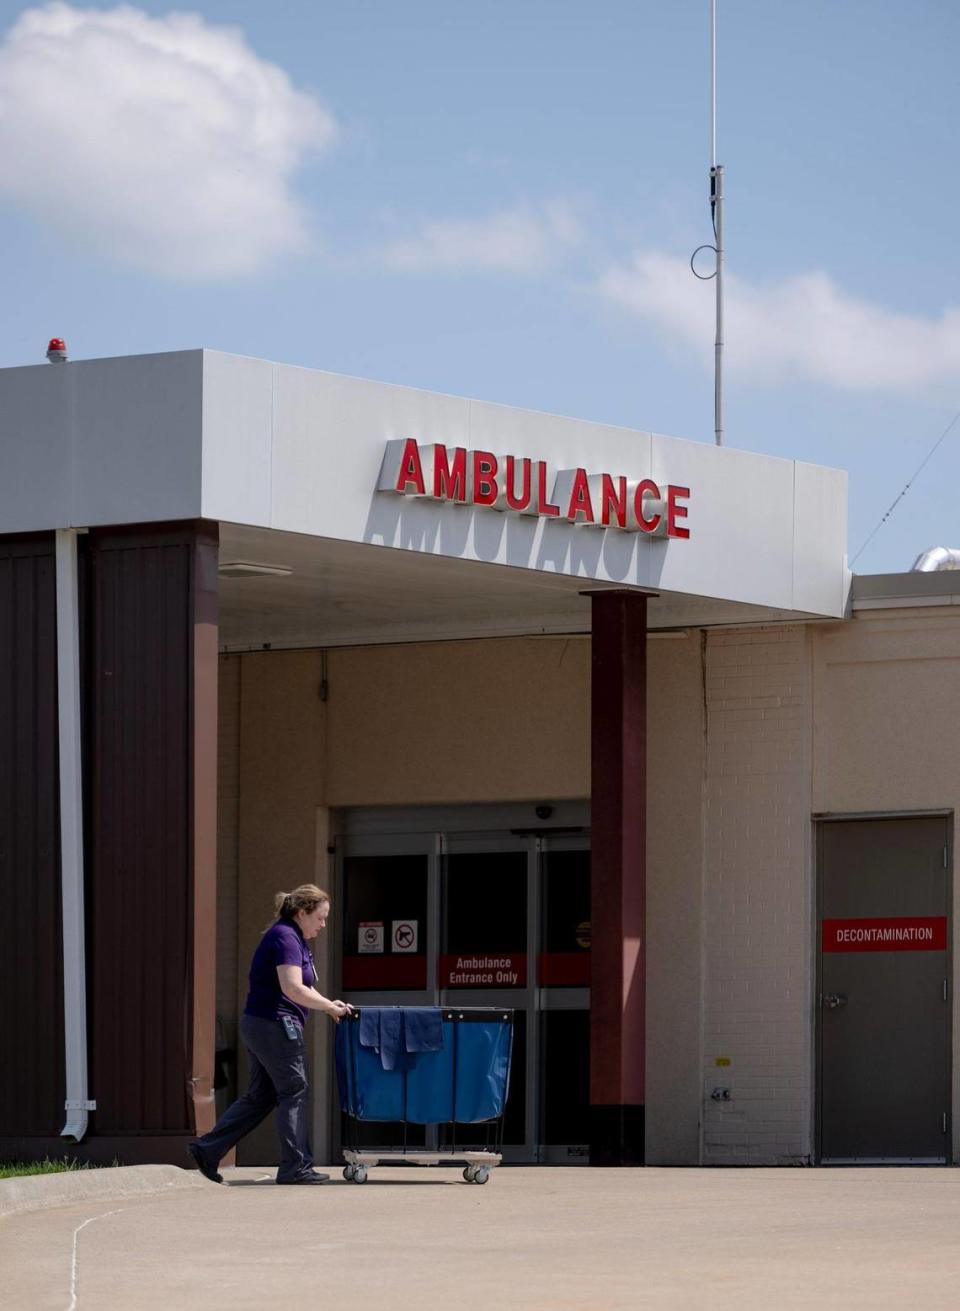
[196, 1013, 313, 1182]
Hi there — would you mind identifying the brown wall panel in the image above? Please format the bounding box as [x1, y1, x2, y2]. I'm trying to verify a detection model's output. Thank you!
[87, 523, 217, 1139]
[0, 534, 65, 1136]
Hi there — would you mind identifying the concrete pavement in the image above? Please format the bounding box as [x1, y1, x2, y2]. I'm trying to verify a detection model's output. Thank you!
[0, 1164, 206, 1221]
[3, 1164, 960, 1309]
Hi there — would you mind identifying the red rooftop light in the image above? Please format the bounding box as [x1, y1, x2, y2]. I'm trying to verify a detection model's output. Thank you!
[46, 337, 68, 363]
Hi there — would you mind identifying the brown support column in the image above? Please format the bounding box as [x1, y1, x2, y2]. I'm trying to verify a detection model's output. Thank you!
[85, 521, 219, 1162]
[190, 532, 220, 1137]
[589, 590, 647, 1166]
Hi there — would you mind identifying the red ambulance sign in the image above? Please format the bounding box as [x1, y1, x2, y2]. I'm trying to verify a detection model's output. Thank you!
[378, 439, 690, 539]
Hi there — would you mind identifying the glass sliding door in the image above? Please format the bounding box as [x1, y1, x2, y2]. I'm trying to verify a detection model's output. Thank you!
[341, 847, 430, 993]
[333, 816, 590, 1165]
[336, 833, 437, 1148]
[538, 838, 591, 1162]
[439, 835, 537, 1161]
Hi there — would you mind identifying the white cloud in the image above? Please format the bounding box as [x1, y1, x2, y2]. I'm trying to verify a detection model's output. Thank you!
[0, 3, 336, 278]
[598, 250, 960, 392]
[382, 200, 582, 275]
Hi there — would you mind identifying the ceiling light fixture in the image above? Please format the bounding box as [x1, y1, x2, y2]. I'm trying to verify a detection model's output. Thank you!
[218, 561, 293, 579]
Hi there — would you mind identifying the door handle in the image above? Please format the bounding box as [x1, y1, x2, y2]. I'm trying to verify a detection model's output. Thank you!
[822, 993, 847, 1009]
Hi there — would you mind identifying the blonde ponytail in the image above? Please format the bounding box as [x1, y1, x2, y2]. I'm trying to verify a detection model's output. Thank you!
[273, 884, 330, 923]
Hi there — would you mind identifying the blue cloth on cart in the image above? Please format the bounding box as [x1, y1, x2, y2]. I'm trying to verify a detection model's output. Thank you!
[358, 1007, 443, 1071]
[403, 1007, 443, 1053]
[380, 1008, 403, 1070]
[358, 1008, 381, 1054]
[337, 1011, 513, 1124]
[358, 1007, 404, 1071]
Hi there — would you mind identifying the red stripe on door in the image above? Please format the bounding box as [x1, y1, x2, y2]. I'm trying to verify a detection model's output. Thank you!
[342, 955, 427, 990]
[822, 916, 947, 952]
[538, 952, 591, 986]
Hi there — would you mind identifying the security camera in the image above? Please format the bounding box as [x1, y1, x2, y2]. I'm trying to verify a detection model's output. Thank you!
[535, 804, 553, 820]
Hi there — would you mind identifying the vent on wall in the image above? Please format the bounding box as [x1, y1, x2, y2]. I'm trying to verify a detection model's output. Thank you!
[217, 561, 293, 579]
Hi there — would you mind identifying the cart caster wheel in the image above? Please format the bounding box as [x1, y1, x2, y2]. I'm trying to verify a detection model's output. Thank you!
[463, 1165, 477, 1182]
[473, 1167, 490, 1185]
[342, 1165, 355, 1181]
[352, 1166, 368, 1184]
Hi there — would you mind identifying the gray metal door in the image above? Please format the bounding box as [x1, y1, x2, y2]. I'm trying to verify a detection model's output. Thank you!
[818, 816, 951, 1163]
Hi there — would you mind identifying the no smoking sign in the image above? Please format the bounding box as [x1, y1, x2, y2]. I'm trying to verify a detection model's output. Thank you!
[358, 921, 384, 954]
[392, 920, 418, 953]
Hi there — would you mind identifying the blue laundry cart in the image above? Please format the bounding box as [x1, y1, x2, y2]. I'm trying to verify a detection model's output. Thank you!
[335, 1006, 514, 1184]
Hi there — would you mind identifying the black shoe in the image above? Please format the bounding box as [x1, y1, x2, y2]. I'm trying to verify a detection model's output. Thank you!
[187, 1142, 223, 1184]
[277, 1171, 330, 1185]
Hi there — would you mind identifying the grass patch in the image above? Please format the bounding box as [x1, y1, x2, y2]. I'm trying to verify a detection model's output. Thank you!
[0, 1158, 100, 1180]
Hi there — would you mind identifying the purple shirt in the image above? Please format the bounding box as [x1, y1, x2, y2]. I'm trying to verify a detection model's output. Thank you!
[244, 920, 316, 1026]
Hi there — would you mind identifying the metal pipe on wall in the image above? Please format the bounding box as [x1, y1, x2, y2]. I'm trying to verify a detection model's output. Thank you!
[56, 528, 94, 1140]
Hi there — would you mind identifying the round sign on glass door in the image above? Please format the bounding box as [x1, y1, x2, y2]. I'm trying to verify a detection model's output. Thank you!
[392, 920, 418, 953]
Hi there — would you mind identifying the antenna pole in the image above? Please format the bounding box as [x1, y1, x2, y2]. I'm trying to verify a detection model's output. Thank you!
[710, 0, 724, 447]
[710, 0, 717, 170]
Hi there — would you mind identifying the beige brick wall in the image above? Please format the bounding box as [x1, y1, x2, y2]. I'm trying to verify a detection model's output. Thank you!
[701, 626, 813, 1164]
[325, 636, 590, 805]
[812, 608, 960, 815]
[645, 634, 705, 1164]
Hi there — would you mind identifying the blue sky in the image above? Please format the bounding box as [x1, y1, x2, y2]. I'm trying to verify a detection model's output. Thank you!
[0, 0, 957, 573]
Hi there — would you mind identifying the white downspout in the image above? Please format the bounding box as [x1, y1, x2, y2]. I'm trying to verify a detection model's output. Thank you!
[56, 528, 95, 1140]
